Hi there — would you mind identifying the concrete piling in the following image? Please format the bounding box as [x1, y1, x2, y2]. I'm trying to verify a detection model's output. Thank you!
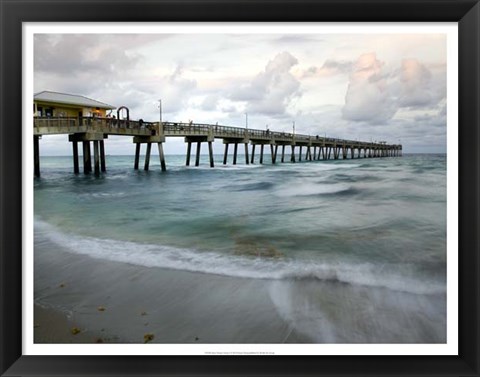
[93, 140, 100, 176]
[72, 141, 79, 174]
[144, 143, 152, 171]
[82, 141, 90, 174]
[233, 143, 238, 165]
[186, 142, 192, 166]
[158, 143, 166, 171]
[208, 141, 214, 168]
[134, 143, 141, 169]
[195, 142, 201, 167]
[223, 143, 229, 165]
[34, 135, 40, 178]
[100, 140, 106, 172]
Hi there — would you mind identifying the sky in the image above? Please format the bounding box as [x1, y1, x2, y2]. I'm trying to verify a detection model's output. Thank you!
[33, 29, 449, 155]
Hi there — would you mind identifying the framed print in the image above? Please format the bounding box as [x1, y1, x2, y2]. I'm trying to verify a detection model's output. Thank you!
[1, 0, 479, 376]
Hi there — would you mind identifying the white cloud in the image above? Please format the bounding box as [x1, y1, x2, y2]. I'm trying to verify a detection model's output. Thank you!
[342, 53, 397, 124]
[33, 32, 448, 154]
[341, 53, 446, 126]
[398, 59, 445, 108]
[230, 51, 301, 116]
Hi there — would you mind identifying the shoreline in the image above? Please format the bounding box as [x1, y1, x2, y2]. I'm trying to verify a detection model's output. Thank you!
[34, 226, 446, 344]
[34, 233, 312, 344]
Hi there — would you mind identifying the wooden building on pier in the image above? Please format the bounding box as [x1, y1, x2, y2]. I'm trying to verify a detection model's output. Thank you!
[34, 91, 115, 118]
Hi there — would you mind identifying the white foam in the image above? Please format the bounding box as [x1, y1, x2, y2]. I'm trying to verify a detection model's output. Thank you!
[35, 220, 445, 296]
[80, 192, 127, 199]
[274, 182, 351, 197]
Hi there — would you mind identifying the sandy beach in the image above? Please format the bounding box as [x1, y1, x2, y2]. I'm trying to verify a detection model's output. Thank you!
[34, 233, 311, 344]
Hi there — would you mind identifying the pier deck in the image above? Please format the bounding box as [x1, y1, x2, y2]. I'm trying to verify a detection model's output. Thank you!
[33, 116, 402, 176]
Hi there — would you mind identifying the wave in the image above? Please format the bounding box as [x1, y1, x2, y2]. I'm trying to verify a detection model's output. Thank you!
[79, 191, 127, 199]
[273, 182, 352, 197]
[35, 220, 445, 296]
[229, 181, 275, 191]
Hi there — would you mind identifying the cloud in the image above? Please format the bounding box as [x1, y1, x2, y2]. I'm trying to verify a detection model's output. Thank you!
[303, 59, 353, 78]
[156, 65, 197, 113]
[230, 51, 301, 116]
[341, 53, 446, 125]
[201, 95, 219, 111]
[273, 35, 324, 45]
[342, 53, 397, 124]
[398, 59, 445, 108]
[34, 34, 141, 77]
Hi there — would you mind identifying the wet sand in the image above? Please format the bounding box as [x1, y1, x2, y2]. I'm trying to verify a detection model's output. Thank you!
[34, 234, 310, 344]
[34, 228, 446, 345]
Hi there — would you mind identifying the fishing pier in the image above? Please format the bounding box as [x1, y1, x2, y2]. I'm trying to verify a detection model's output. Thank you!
[33, 117, 402, 177]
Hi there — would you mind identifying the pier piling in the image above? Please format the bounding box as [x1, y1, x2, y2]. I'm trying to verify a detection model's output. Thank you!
[158, 143, 166, 171]
[272, 145, 278, 164]
[100, 140, 106, 172]
[233, 143, 238, 165]
[134, 143, 141, 169]
[72, 141, 79, 174]
[144, 143, 152, 171]
[186, 141, 192, 166]
[93, 140, 100, 176]
[82, 141, 91, 174]
[208, 141, 214, 168]
[195, 142, 201, 167]
[34, 135, 40, 178]
[223, 144, 229, 165]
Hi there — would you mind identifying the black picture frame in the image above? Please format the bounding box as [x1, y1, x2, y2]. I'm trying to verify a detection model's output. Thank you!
[1, 0, 479, 376]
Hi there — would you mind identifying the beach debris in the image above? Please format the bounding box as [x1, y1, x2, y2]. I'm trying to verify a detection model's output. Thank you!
[141, 311, 147, 316]
[71, 327, 81, 335]
[95, 338, 104, 343]
[195, 337, 199, 341]
[233, 236, 283, 258]
[59, 283, 66, 288]
[143, 333, 154, 343]
[97, 306, 106, 312]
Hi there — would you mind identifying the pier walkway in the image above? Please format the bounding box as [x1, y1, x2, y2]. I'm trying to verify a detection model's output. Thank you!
[33, 116, 402, 177]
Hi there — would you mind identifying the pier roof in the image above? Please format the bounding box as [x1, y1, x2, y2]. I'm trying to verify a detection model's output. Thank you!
[34, 91, 116, 109]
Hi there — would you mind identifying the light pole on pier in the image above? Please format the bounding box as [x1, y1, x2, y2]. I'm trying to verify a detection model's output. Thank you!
[245, 113, 248, 129]
[293, 121, 295, 135]
[158, 99, 162, 125]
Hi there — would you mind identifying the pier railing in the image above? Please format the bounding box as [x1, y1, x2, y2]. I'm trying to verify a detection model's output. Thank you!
[34, 116, 156, 135]
[33, 117, 77, 128]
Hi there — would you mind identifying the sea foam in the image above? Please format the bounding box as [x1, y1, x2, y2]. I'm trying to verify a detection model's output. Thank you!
[35, 219, 445, 296]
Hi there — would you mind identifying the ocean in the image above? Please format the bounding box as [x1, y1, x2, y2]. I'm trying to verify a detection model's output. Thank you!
[34, 153, 447, 344]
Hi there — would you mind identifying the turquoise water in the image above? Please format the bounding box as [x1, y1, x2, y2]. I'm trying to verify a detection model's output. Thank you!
[34, 154, 447, 342]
